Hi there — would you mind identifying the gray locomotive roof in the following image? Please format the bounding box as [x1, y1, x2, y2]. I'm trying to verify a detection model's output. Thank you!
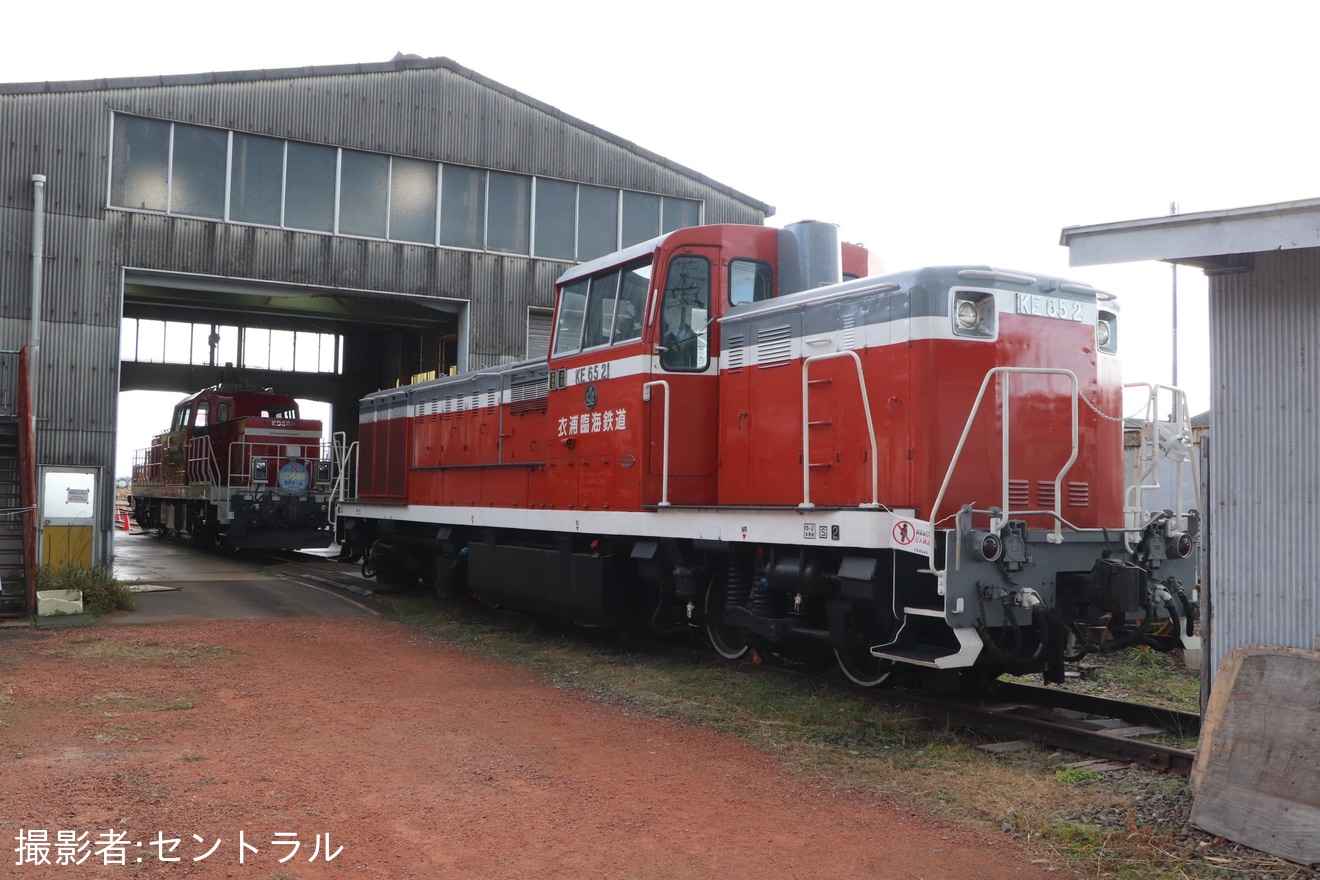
[720, 264, 1111, 325]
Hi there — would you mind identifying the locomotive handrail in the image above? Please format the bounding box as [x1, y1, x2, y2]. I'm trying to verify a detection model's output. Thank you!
[929, 367, 1080, 563]
[1122, 382, 1200, 536]
[185, 436, 221, 486]
[799, 350, 880, 510]
[641, 380, 671, 507]
[330, 433, 359, 521]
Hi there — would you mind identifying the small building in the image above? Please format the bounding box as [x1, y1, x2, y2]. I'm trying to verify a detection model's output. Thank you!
[1062, 200, 1320, 688]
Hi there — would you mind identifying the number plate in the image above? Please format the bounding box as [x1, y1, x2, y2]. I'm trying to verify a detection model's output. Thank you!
[1015, 293, 1083, 321]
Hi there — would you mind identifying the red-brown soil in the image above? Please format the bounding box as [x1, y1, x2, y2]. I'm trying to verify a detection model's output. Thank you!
[1, 618, 1064, 878]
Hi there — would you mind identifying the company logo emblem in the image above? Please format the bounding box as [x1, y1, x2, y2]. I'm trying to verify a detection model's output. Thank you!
[277, 461, 310, 496]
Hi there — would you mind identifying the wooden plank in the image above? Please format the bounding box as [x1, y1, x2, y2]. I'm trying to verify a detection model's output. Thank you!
[1190, 644, 1320, 864]
[977, 740, 1037, 753]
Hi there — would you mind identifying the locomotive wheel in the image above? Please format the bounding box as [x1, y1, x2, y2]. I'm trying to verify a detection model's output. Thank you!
[703, 572, 749, 661]
[834, 646, 894, 688]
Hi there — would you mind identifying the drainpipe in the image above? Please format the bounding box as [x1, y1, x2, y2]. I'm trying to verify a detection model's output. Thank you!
[30, 174, 44, 409]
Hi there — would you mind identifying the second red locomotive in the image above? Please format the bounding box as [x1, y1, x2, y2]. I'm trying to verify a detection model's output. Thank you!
[130, 384, 334, 550]
[338, 221, 1199, 684]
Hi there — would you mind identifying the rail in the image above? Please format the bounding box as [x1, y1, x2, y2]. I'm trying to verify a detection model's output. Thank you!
[185, 436, 221, 486]
[929, 368, 1081, 571]
[328, 432, 358, 525]
[132, 439, 335, 497]
[799, 350, 881, 510]
[641, 380, 671, 507]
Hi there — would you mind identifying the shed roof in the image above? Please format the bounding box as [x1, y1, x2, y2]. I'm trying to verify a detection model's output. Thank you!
[1059, 197, 1320, 273]
[0, 55, 774, 217]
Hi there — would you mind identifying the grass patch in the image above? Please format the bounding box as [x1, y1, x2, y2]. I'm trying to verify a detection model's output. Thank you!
[377, 591, 1265, 879]
[36, 566, 136, 615]
[52, 637, 236, 667]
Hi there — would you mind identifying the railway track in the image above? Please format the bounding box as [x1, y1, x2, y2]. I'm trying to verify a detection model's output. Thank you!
[238, 555, 1206, 775]
[861, 679, 1199, 775]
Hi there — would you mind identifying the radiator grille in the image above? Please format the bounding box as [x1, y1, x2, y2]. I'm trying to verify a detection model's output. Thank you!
[1008, 479, 1031, 508]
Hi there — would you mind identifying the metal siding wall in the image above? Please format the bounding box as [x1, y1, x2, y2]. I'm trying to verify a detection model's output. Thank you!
[1209, 249, 1320, 684]
[0, 62, 769, 542]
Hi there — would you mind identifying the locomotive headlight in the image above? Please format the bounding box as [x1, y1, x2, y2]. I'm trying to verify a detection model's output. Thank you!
[970, 530, 1003, 562]
[253, 458, 269, 484]
[1096, 309, 1119, 354]
[1167, 532, 1194, 559]
[951, 290, 996, 339]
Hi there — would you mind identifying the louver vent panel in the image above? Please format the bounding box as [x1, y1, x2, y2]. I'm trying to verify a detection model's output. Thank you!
[756, 326, 793, 367]
[510, 378, 549, 414]
[725, 335, 745, 371]
[842, 314, 857, 350]
[1008, 480, 1031, 508]
[1067, 482, 1091, 507]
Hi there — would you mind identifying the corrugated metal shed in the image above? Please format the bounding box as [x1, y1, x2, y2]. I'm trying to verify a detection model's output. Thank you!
[1062, 200, 1320, 693]
[0, 56, 775, 570]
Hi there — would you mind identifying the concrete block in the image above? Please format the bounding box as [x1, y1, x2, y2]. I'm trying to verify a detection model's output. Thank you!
[36, 590, 84, 616]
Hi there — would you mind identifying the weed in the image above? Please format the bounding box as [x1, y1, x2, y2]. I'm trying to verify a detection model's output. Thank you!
[36, 566, 136, 615]
[1054, 767, 1105, 786]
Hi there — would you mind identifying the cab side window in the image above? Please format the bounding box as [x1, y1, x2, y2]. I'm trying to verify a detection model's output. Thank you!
[612, 262, 649, 343]
[729, 259, 772, 306]
[194, 401, 211, 434]
[659, 255, 711, 372]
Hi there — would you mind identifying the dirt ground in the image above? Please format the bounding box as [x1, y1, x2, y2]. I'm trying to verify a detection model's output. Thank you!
[0, 617, 1065, 879]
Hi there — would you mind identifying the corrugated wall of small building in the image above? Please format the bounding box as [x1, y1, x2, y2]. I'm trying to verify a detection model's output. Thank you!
[1208, 248, 1320, 677]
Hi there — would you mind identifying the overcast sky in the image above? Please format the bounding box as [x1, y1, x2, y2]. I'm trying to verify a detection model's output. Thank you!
[7, 0, 1315, 473]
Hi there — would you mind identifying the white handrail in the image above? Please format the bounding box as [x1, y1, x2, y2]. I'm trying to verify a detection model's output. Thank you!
[928, 367, 1080, 570]
[1122, 382, 1198, 521]
[641, 380, 671, 507]
[800, 350, 880, 509]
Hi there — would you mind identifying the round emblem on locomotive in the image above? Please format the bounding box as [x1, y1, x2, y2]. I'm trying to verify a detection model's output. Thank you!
[276, 460, 311, 496]
[584, 384, 597, 410]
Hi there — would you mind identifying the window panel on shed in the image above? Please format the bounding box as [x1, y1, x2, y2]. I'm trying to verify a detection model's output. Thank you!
[170, 124, 227, 219]
[339, 149, 389, 238]
[578, 185, 619, 260]
[440, 165, 486, 249]
[230, 133, 284, 226]
[487, 171, 531, 255]
[534, 179, 576, 260]
[284, 142, 336, 232]
[390, 157, 438, 244]
[110, 115, 170, 211]
[622, 191, 661, 247]
[663, 197, 701, 233]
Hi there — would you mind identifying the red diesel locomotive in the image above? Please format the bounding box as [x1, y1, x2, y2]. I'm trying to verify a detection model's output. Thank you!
[130, 384, 335, 550]
[338, 221, 1199, 684]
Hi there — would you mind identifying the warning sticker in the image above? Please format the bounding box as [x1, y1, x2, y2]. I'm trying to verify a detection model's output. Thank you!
[891, 519, 932, 551]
